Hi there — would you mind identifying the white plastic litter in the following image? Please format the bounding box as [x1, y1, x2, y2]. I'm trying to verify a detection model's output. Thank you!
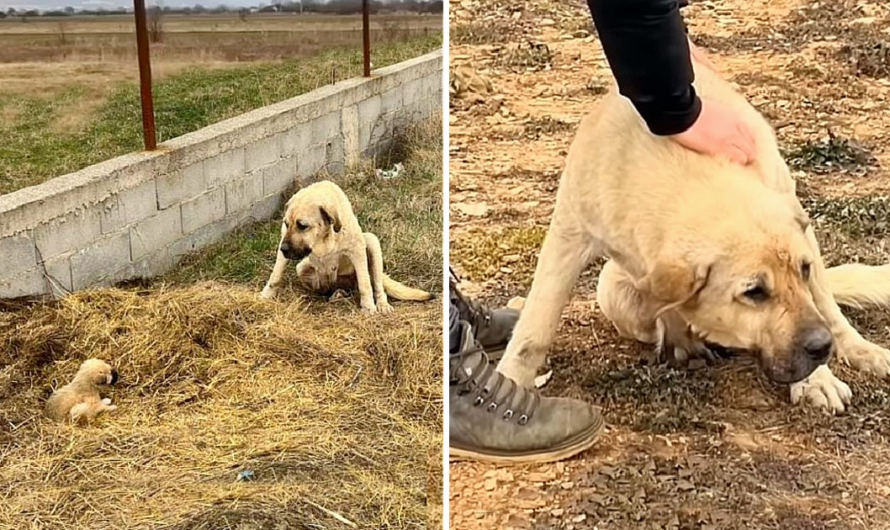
[375, 162, 404, 180]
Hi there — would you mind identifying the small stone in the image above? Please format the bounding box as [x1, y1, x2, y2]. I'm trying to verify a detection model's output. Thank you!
[484, 478, 498, 491]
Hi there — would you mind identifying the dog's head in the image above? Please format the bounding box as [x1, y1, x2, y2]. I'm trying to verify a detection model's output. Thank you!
[279, 194, 342, 261]
[638, 199, 830, 384]
[76, 359, 119, 387]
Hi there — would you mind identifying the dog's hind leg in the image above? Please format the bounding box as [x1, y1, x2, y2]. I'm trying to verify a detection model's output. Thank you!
[348, 247, 378, 313]
[596, 260, 719, 367]
[496, 204, 600, 388]
[596, 260, 658, 344]
[363, 232, 393, 313]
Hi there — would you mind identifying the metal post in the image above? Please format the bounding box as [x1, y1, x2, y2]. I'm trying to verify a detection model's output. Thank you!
[133, 0, 157, 151]
[362, 0, 371, 77]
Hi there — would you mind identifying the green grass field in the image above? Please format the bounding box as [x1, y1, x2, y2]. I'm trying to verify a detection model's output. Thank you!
[0, 32, 441, 195]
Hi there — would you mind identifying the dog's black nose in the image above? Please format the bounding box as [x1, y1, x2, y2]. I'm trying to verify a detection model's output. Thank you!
[802, 327, 833, 362]
[110, 370, 119, 385]
[280, 241, 291, 254]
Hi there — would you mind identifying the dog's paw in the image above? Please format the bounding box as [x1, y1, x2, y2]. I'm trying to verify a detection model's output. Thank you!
[259, 286, 278, 300]
[361, 303, 378, 314]
[105, 405, 118, 413]
[101, 398, 112, 405]
[377, 301, 394, 314]
[790, 365, 852, 414]
[837, 338, 890, 377]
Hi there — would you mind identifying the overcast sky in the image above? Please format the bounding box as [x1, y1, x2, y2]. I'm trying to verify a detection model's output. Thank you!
[0, 0, 319, 10]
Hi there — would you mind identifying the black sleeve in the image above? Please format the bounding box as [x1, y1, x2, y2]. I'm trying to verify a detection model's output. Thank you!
[586, 0, 701, 136]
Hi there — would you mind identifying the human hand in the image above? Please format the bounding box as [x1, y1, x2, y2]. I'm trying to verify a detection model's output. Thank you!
[670, 97, 756, 165]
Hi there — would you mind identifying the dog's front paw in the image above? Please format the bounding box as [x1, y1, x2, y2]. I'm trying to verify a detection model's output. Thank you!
[101, 398, 112, 405]
[259, 286, 279, 300]
[837, 337, 890, 377]
[377, 301, 394, 314]
[790, 365, 852, 414]
[360, 301, 378, 314]
[105, 405, 118, 413]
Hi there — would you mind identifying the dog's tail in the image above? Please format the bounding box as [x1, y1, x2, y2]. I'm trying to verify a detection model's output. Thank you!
[383, 274, 434, 302]
[825, 264, 890, 309]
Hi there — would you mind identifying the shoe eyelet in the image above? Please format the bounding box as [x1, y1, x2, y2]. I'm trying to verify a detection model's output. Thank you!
[482, 386, 491, 395]
[518, 414, 529, 426]
[503, 410, 514, 420]
[473, 396, 485, 407]
[487, 402, 498, 412]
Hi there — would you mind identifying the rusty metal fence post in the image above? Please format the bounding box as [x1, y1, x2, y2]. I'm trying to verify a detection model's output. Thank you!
[133, 0, 157, 151]
[362, 0, 371, 77]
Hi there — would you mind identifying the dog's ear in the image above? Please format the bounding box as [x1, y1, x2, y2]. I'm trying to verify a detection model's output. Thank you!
[635, 257, 711, 316]
[319, 206, 342, 233]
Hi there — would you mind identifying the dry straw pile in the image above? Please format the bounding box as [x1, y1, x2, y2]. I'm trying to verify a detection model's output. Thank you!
[0, 281, 442, 529]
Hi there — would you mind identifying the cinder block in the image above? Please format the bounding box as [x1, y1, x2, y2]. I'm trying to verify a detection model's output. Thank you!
[44, 254, 73, 297]
[34, 208, 102, 260]
[341, 105, 361, 169]
[325, 136, 346, 175]
[402, 79, 424, 105]
[0, 232, 37, 281]
[312, 112, 341, 143]
[245, 135, 282, 173]
[0, 267, 47, 299]
[130, 206, 183, 260]
[225, 174, 265, 215]
[181, 187, 226, 234]
[69, 231, 131, 290]
[380, 88, 403, 115]
[114, 248, 172, 285]
[100, 180, 159, 233]
[262, 157, 298, 197]
[282, 123, 313, 159]
[358, 95, 382, 124]
[251, 193, 284, 224]
[168, 216, 236, 261]
[205, 147, 246, 187]
[157, 161, 206, 209]
[297, 144, 327, 178]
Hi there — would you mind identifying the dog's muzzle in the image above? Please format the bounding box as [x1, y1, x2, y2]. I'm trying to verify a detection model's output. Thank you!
[280, 241, 310, 261]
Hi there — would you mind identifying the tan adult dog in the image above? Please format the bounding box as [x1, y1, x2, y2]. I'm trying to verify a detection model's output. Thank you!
[45, 359, 119, 425]
[260, 180, 433, 312]
[496, 56, 890, 414]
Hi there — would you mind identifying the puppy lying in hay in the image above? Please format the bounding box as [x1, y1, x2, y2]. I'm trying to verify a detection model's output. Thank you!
[260, 180, 434, 313]
[45, 358, 119, 425]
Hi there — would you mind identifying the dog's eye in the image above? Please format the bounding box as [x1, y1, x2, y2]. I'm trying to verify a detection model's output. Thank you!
[801, 262, 811, 281]
[296, 222, 309, 231]
[743, 286, 769, 302]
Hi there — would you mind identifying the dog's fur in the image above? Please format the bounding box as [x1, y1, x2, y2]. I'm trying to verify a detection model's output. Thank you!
[45, 359, 119, 425]
[496, 56, 890, 414]
[260, 180, 433, 312]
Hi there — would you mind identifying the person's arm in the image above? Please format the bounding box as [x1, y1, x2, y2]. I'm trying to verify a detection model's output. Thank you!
[586, 0, 700, 136]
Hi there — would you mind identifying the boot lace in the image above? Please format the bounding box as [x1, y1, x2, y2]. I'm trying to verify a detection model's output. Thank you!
[449, 269, 496, 334]
[451, 335, 539, 425]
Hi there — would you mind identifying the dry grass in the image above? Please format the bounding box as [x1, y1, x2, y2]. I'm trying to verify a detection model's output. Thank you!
[0, 117, 444, 530]
[0, 13, 442, 64]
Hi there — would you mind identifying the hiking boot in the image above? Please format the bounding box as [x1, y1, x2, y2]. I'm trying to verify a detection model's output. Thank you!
[449, 321, 604, 464]
[450, 267, 519, 358]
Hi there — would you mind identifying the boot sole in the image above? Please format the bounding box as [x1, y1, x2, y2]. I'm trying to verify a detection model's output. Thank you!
[448, 414, 605, 465]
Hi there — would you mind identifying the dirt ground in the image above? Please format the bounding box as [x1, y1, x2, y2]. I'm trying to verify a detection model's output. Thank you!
[448, 0, 890, 528]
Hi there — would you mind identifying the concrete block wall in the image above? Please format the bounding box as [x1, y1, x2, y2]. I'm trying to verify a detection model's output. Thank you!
[0, 50, 442, 299]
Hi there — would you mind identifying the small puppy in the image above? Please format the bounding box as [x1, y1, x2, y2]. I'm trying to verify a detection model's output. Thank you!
[45, 359, 119, 425]
[260, 180, 433, 312]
